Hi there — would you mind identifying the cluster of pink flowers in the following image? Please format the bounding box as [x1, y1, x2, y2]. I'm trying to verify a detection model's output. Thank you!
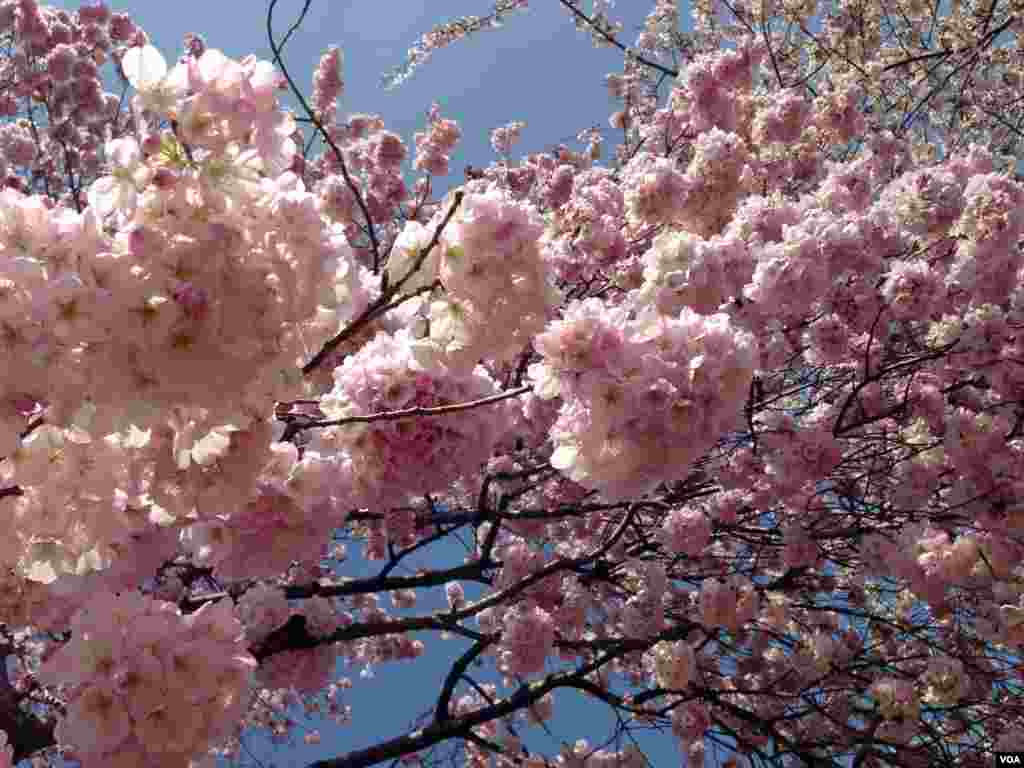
[619, 561, 668, 638]
[759, 410, 843, 501]
[35, 591, 255, 767]
[540, 166, 627, 284]
[490, 119, 526, 156]
[312, 46, 343, 121]
[623, 154, 690, 229]
[498, 603, 556, 677]
[638, 228, 753, 315]
[234, 582, 292, 645]
[179, 442, 348, 580]
[417, 181, 558, 368]
[0, 37, 370, 585]
[299, 594, 346, 640]
[699, 576, 759, 632]
[674, 45, 763, 133]
[0, 0, 143, 201]
[552, 741, 645, 768]
[670, 701, 710, 762]
[650, 639, 696, 690]
[413, 102, 462, 177]
[315, 329, 508, 513]
[532, 298, 756, 499]
[659, 506, 711, 556]
[870, 677, 920, 721]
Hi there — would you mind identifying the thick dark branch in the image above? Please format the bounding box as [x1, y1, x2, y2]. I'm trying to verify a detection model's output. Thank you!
[1, 647, 57, 762]
[435, 639, 490, 723]
[252, 612, 490, 661]
[3, 699, 55, 764]
[181, 559, 492, 613]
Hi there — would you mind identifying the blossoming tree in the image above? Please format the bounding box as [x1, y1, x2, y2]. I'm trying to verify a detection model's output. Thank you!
[0, 0, 1023, 766]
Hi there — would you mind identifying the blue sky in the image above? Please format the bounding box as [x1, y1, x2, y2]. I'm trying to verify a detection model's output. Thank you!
[33, 2, 697, 767]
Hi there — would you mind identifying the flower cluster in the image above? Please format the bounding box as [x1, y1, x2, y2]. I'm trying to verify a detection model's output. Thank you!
[315, 329, 509, 511]
[533, 299, 756, 499]
[638, 229, 753, 315]
[234, 582, 291, 645]
[490, 120, 526, 156]
[660, 506, 711, 557]
[623, 154, 690, 229]
[498, 604, 556, 677]
[540, 167, 627, 284]
[870, 678, 920, 721]
[0, 39, 368, 584]
[35, 591, 255, 767]
[413, 102, 461, 177]
[312, 46, 344, 122]
[651, 640, 696, 690]
[420, 182, 559, 369]
[699, 577, 759, 632]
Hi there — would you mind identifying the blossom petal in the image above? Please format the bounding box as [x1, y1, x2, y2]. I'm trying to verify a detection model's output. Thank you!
[122, 44, 167, 90]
